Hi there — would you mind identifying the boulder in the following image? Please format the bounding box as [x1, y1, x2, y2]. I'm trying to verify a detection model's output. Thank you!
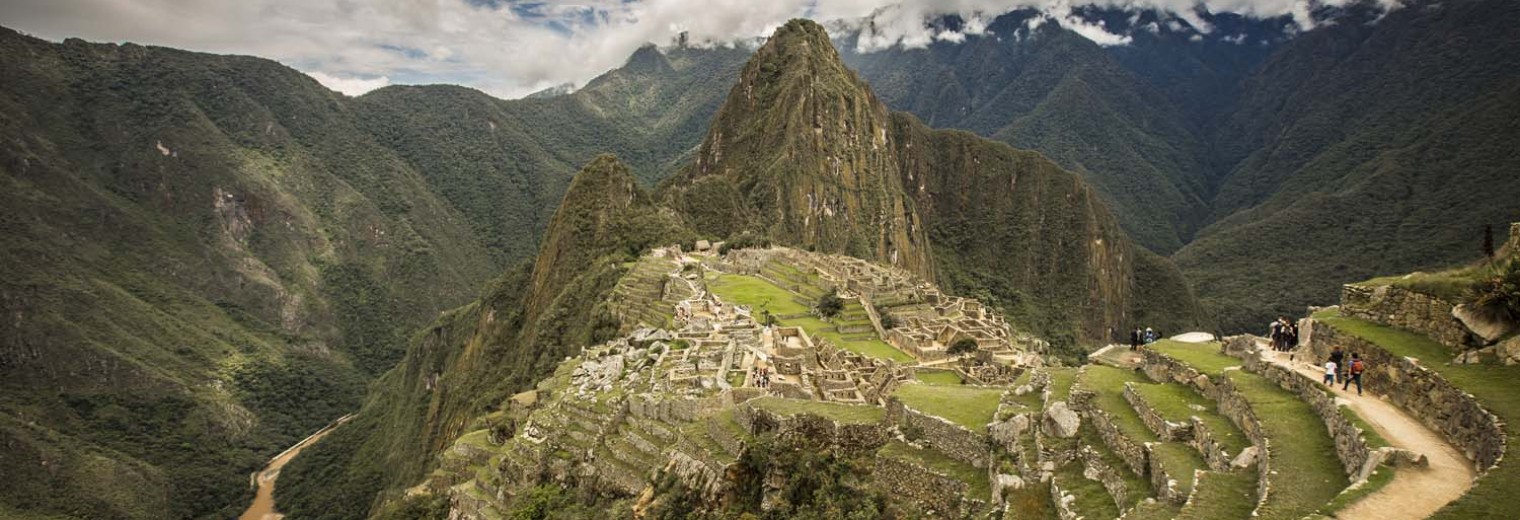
[991, 473, 1025, 504]
[1231, 446, 1259, 470]
[1043, 401, 1081, 438]
[1453, 304, 1517, 344]
[1499, 335, 1520, 366]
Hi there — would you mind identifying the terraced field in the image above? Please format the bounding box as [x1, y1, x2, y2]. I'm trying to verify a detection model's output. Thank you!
[892, 383, 1004, 432]
[705, 271, 911, 362]
[1315, 309, 1520, 520]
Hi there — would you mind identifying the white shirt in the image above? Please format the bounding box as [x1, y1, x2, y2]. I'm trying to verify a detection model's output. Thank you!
[1324, 362, 1338, 375]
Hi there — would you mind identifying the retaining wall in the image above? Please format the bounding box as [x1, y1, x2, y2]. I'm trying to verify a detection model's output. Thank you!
[1341, 284, 1476, 350]
[886, 399, 990, 467]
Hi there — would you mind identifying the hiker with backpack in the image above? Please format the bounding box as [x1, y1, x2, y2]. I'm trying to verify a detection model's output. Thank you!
[1343, 354, 1366, 395]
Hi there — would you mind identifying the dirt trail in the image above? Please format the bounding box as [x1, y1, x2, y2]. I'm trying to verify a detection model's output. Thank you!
[1259, 350, 1475, 520]
[239, 414, 355, 520]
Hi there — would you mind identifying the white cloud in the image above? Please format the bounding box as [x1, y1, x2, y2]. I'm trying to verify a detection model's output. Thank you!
[304, 71, 391, 96]
[0, 0, 1398, 99]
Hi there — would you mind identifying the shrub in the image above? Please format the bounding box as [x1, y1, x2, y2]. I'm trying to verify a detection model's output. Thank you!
[948, 338, 978, 358]
[874, 304, 897, 329]
[1467, 259, 1520, 324]
[815, 289, 844, 319]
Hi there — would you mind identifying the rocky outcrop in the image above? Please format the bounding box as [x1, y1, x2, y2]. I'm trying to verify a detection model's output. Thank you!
[1341, 284, 1478, 349]
[1043, 401, 1082, 439]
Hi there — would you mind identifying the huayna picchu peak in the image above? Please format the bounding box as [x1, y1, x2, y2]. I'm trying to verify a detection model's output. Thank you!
[3, 4, 1520, 520]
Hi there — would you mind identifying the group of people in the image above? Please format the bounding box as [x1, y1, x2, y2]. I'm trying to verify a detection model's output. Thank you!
[1321, 345, 1367, 395]
[1128, 327, 1161, 351]
[1268, 316, 1300, 351]
[750, 366, 772, 388]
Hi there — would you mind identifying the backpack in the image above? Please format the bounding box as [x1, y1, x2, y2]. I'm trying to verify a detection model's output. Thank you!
[1350, 359, 1365, 375]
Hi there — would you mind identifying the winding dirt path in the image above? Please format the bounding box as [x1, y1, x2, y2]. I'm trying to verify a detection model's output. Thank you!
[1259, 350, 1475, 520]
[239, 414, 355, 520]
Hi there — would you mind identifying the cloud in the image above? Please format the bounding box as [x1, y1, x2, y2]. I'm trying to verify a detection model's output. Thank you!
[303, 71, 392, 96]
[0, 0, 1400, 99]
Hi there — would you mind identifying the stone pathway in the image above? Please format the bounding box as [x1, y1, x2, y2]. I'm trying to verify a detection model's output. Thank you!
[1259, 349, 1475, 520]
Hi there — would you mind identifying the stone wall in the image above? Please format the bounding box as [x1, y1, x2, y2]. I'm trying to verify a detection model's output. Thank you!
[1072, 394, 1148, 477]
[1305, 320, 1506, 471]
[1222, 337, 1377, 479]
[1187, 415, 1235, 472]
[886, 399, 990, 467]
[736, 404, 890, 455]
[1078, 445, 1131, 511]
[874, 451, 981, 517]
[1341, 284, 1477, 350]
[1123, 383, 1193, 442]
[1210, 374, 1273, 515]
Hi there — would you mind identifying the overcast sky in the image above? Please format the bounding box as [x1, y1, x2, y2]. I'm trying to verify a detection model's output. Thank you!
[0, 0, 1390, 98]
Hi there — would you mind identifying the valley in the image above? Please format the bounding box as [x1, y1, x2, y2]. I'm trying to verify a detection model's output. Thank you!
[1, 1, 1518, 518]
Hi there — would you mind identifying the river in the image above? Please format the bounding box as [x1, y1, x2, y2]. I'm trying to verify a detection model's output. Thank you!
[239, 414, 355, 520]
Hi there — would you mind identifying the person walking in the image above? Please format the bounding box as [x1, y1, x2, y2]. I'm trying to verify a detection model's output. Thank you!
[1343, 354, 1365, 395]
[1269, 319, 1284, 351]
[1323, 358, 1338, 386]
[1130, 328, 1142, 351]
[1327, 346, 1345, 384]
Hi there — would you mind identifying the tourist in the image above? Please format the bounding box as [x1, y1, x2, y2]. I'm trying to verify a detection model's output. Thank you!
[1287, 321, 1300, 351]
[1144, 327, 1156, 344]
[1327, 346, 1345, 384]
[1323, 358, 1338, 386]
[1343, 354, 1365, 395]
[1130, 328, 1142, 351]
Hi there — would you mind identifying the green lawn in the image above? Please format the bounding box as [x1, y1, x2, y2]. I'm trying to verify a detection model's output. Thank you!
[1131, 382, 1252, 455]
[1151, 340, 1241, 374]
[1047, 368, 1078, 403]
[1223, 370, 1348, 520]
[1177, 470, 1258, 520]
[782, 315, 912, 362]
[1078, 366, 1159, 442]
[747, 396, 885, 424]
[878, 441, 990, 501]
[1317, 310, 1520, 519]
[706, 273, 810, 316]
[706, 272, 912, 362]
[892, 383, 1005, 432]
[914, 370, 964, 385]
[1052, 457, 1121, 520]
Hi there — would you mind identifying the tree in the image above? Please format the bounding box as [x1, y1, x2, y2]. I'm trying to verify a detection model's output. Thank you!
[815, 288, 844, 319]
[874, 304, 897, 329]
[948, 338, 978, 358]
[1484, 224, 1496, 261]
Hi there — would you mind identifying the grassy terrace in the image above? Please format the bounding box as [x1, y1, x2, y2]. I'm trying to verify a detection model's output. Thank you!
[1316, 309, 1520, 519]
[1047, 368, 1078, 403]
[1052, 453, 1121, 520]
[914, 370, 964, 385]
[1079, 366, 1206, 496]
[1151, 340, 1241, 374]
[892, 383, 1005, 432]
[747, 396, 885, 424]
[878, 440, 990, 501]
[1130, 382, 1252, 455]
[1148, 341, 1346, 519]
[1223, 371, 1347, 519]
[1176, 470, 1258, 520]
[706, 273, 912, 362]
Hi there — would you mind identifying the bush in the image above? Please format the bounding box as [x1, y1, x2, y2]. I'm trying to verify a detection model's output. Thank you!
[874, 304, 897, 329]
[815, 289, 844, 319]
[948, 338, 978, 358]
[718, 232, 772, 255]
[1467, 259, 1520, 324]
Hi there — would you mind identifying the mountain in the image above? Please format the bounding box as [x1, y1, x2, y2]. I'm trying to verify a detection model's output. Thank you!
[0, 26, 739, 519]
[837, 12, 1215, 254]
[276, 155, 694, 520]
[277, 22, 1202, 517]
[1175, 0, 1520, 330]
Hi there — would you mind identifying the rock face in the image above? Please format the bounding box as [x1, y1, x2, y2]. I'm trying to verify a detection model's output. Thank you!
[664, 19, 1201, 345]
[1453, 304, 1518, 344]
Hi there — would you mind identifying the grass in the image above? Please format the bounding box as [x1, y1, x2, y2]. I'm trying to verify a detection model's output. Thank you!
[1079, 425, 1151, 509]
[878, 441, 990, 501]
[706, 272, 913, 362]
[1149, 442, 1205, 496]
[892, 383, 1005, 432]
[1177, 470, 1258, 520]
[1223, 370, 1348, 520]
[1339, 404, 1388, 448]
[1052, 458, 1121, 520]
[706, 273, 810, 316]
[1151, 340, 1241, 374]
[747, 396, 885, 424]
[1360, 266, 1486, 302]
[1320, 463, 1396, 515]
[1131, 382, 1252, 455]
[1316, 309, 1520, 520]
[914, 370, 964, 385]
[1047, 368, 1078, 403]
[1078, 366, 1159, 442]
[782, 315, 912, 362]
